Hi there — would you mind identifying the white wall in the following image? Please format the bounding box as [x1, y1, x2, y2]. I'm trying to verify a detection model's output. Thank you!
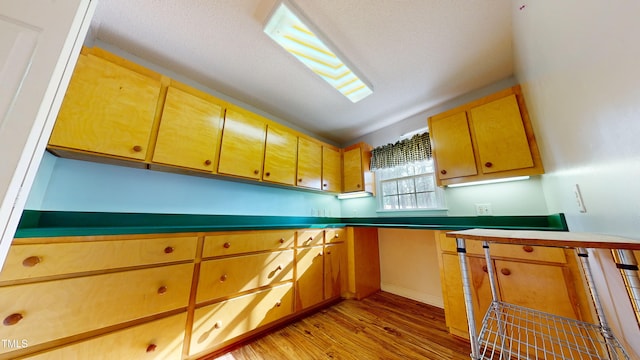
[512, 1, 640, 356]
[378, 229, 443, 308]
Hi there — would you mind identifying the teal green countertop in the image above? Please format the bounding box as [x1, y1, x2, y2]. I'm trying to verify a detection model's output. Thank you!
[15, 210, 568, 238]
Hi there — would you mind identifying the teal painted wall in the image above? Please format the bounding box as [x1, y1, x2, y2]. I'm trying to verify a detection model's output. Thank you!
[26, 152, 341, 217]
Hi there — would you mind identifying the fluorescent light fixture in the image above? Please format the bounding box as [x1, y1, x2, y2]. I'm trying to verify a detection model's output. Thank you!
[447, 176, 530, 188]
[264, 1, 373, 103]
[337, 191, 372, 200]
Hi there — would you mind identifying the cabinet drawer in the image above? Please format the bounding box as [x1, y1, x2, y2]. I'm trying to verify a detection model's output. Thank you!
[196, 250, 293, 303]
[23, 312, 187, 360]
[189, 282, 293, 356]
[325, 228, 346, 244]
[488, 243, 566, 263]
[0, 236, 197, 282]
[296, 229, 323, 247]
[0, 263, 193, 354]
[202, 230, 294, 258]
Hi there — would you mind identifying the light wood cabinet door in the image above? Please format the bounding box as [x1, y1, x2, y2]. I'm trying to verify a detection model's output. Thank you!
[152, 86, 224, 172]
[263, 125, 297, 185]
[0, 263, 193, 354]
[196, 250, 294, 303]
[295, 245, 324, 310]
[202, 230, 295, 258]
[324, 242, 346, 299]
[296, 137, 322, 189]
[24, 313, 187, 360]
[217, 108, 267, 180]
[322, 146, 342, 192]
[429, 111, 477, 180]
[342, 146, 364, 192]
[189, 283, 294, 356]
[325, 228, 346, 244]
[470, 94, 534, 174]
[49, 53, 161, 160]
[0, 236, 197, 282]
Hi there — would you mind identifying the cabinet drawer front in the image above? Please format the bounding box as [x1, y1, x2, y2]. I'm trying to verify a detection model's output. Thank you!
[0, 263, 193, 353]
[325, 228, 345, 244]
[0, 236, 197, 282]
[488, 243, 566, 263]
[296, 229, 323, 247]
[203, 230, 294, 258]
[190, 282, 293, 355]
[196, 250, 294, 303]
[23, 313, 187, 360]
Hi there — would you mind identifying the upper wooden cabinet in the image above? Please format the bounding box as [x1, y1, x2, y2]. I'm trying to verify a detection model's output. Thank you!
[428, 86, 544, 186]
[217, 107, 267, 180]
[297, 137, 322, 190]
[152, 85, 224, 172]
[49, 48, 162, 161]
[342, 142, 374, 193]
[322, 146, 342, 193]
[263, 125, 298, 185]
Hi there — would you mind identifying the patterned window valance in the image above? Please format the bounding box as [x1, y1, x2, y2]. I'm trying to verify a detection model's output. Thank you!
[370, 132, 432, 170]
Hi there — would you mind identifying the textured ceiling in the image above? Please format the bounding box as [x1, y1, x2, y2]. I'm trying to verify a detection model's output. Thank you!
[89, 0, 513, 145]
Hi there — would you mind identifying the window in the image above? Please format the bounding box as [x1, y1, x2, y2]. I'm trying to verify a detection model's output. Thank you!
[375, 159, 446, 211]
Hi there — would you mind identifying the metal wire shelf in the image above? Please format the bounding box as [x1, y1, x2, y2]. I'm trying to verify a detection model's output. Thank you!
[477, 301, 629, 360]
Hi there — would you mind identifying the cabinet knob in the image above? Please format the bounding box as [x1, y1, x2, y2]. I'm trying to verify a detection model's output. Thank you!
[164, 246, 174, 254]
[482, 265, 488, 273]
[279, 238, 285, 244]
[485, 162, 493, 168]
[220, 274, 228, 282]
[522, 245, 534, 253]
[22, 256, 41, 267]
[157, 286, 168, 295]
[440, 169, 447, 175]
[356, 184, 361, 188]
[323, 183, 328, 187]
[298, 178, 303, 183]
[326, 251, 332, 255]
[223, 242, 231, 249]
[213, 321, 222, 329]
[3, 313, 23, 326]
[265, 172, 270, 177]
[204, 159, 212, 166]
[334, 233, 340, 239]
[275, 300, 282, 307]
[146, 344, 157, 353]
[500, 268, 511, 276]
[254, 169, 259, 175]
[133, 145, 143, 152]
[275, 265, 282, 271]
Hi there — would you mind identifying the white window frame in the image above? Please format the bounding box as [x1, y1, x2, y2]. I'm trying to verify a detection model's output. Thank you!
[374, 159, 447, 212]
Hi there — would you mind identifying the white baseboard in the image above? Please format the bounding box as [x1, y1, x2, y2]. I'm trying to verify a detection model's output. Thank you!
[380, 283, 444, 308]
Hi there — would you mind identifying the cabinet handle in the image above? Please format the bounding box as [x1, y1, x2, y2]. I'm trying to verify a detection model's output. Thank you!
[500, 268, 511, 276]
[133, 145, 143, 152]
[440, 169, 447, 175]
[213, 321, 222, 329]
[164, 246, 174, 254]
[323, 183, 328, 187]
[326, 251, 332, 255]
[356, 184, 361, 188]
[275, 300, 282, 307]
[220, 274, 228, 282]
[204, 159, 212, 166]
[22, 256, 41, 267]
[298, 178, 303, 183]
[275, 265, 282, 271]
[522, 245, 534, 253]
[265, 172, 270, 177]
[146, 344, 157, 353]
[279, 238, 285, 244]
[334, 233, 340, 239]
[482, 265, 488, 273]
[223, 242, 231, 249]
[3, 313, 23, 326]
[485, 162, 493, 168]
[253, 169, 259, 175]
[157, 286, 168, 295]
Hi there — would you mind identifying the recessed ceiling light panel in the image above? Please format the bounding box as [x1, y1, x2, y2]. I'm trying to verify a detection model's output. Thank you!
[264, 1, 373, 103]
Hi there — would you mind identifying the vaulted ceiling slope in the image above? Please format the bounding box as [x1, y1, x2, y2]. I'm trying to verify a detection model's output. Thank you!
[89, 0, 513, 145]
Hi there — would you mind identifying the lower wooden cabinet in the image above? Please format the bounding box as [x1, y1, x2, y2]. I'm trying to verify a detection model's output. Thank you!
[436, 231, 593, 339]
[295, 245, 325, 310]
[324, 242, 347, 299]
[23, 313, 188, 360]
[188, 282, 294, 357]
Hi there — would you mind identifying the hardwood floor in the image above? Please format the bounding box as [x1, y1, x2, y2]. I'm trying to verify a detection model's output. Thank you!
[213, 292, 472, 360]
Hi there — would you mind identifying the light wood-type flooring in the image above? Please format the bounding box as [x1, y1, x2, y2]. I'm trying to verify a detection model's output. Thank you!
[213, 291, 471, 359]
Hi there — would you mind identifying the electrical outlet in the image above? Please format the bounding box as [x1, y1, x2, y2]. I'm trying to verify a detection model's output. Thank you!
[475, 203, 493, 216]
[573, 184, 587, 213]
